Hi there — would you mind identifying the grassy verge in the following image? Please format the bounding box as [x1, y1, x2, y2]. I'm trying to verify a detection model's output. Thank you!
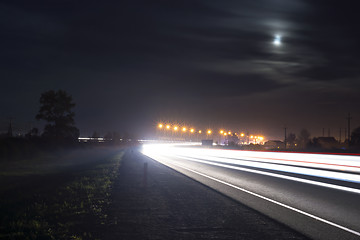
[0, 149, 124, 240]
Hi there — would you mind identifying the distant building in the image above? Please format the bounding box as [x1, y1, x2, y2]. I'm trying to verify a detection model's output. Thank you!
[264, 140, 283, 149]
[202, 139, 213, 146]
[226, 134, 239, 146]
[314, 137, 339, 149]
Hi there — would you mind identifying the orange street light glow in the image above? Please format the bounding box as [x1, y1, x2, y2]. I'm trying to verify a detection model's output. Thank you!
[166, 125, 170, 129]
[182, 127, 186, 132]
[190, 128, 194, 133]
[224, 133, 227, 136]
[220, 130, 224, 134]
[198, 130, 202, 134]
[228, 131, 231, 135]
[250, 135, 254, 138]
[207, 130, 212, 134]
[240, 133, 245, 137]
[158, 124, 163, 128]
[174, 126, 178, 131]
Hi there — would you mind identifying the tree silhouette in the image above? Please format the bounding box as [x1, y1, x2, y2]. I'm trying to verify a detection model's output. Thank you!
[25, 128, 39, 139]
[287, 133, 296, 148]
[91, 131, 100, 138]
[104, 131, 113, 140]
[350, 127, 360, 147]
[112, 131, 121, 143]
[36, 90, 79, 141]
[298, 129, 311, 149]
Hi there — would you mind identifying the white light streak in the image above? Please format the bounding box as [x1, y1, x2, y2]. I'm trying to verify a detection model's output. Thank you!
[142, 144, 360, 187]
[142, 143, 360, 237]
[170, 162, 360, 237]
[175, 155, 360, 194]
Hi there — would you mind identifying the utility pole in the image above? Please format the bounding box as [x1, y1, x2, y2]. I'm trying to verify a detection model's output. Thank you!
[345, 128, 347, 142]
[339, 128, 341, 142]
[322, 128, 325, 137]
[284, 127, 287, 149]
[346, 113, 352, 146]
[7, 118, 13, 138]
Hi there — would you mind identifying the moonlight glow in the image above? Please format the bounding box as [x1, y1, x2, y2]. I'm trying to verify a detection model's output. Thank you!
[273, 35, 281, 46]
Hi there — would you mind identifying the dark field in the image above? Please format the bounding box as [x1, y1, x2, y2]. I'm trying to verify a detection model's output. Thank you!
[0, 147, 124, 240]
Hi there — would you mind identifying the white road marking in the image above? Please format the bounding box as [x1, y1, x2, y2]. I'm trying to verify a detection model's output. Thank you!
[176, 155, 360, 194]
[175, 153, 360, 183]
[166, 160, 360, 237]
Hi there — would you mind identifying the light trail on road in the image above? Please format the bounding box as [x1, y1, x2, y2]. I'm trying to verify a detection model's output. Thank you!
[143, 144, 360, 184]
[141, 143, 360, 240]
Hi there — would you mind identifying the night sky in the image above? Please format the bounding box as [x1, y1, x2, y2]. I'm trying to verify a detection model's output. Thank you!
[1, 0, 360, 139]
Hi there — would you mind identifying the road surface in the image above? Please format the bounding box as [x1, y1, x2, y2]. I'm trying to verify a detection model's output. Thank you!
[142, 143, 360, 240]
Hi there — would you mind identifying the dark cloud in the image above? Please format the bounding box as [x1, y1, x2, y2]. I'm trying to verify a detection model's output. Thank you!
[281, 0, 360, 81]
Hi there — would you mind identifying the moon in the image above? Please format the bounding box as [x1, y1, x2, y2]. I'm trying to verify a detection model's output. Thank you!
[273, 35, 281, 46]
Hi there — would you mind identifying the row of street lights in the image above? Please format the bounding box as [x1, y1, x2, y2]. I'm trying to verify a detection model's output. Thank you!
[158, 123, 212, 135]
[157, 123, 265, 143]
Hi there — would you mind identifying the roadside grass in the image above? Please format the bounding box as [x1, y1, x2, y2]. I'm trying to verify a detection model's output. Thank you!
[0, 149, 124, 240]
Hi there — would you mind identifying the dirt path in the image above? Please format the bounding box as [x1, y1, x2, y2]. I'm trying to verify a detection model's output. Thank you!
[104, 150, 310, 240]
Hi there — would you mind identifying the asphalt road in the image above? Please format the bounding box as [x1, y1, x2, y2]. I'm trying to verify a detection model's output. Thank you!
[142, 143, 360, 240]
[105, 149, 310, 240]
